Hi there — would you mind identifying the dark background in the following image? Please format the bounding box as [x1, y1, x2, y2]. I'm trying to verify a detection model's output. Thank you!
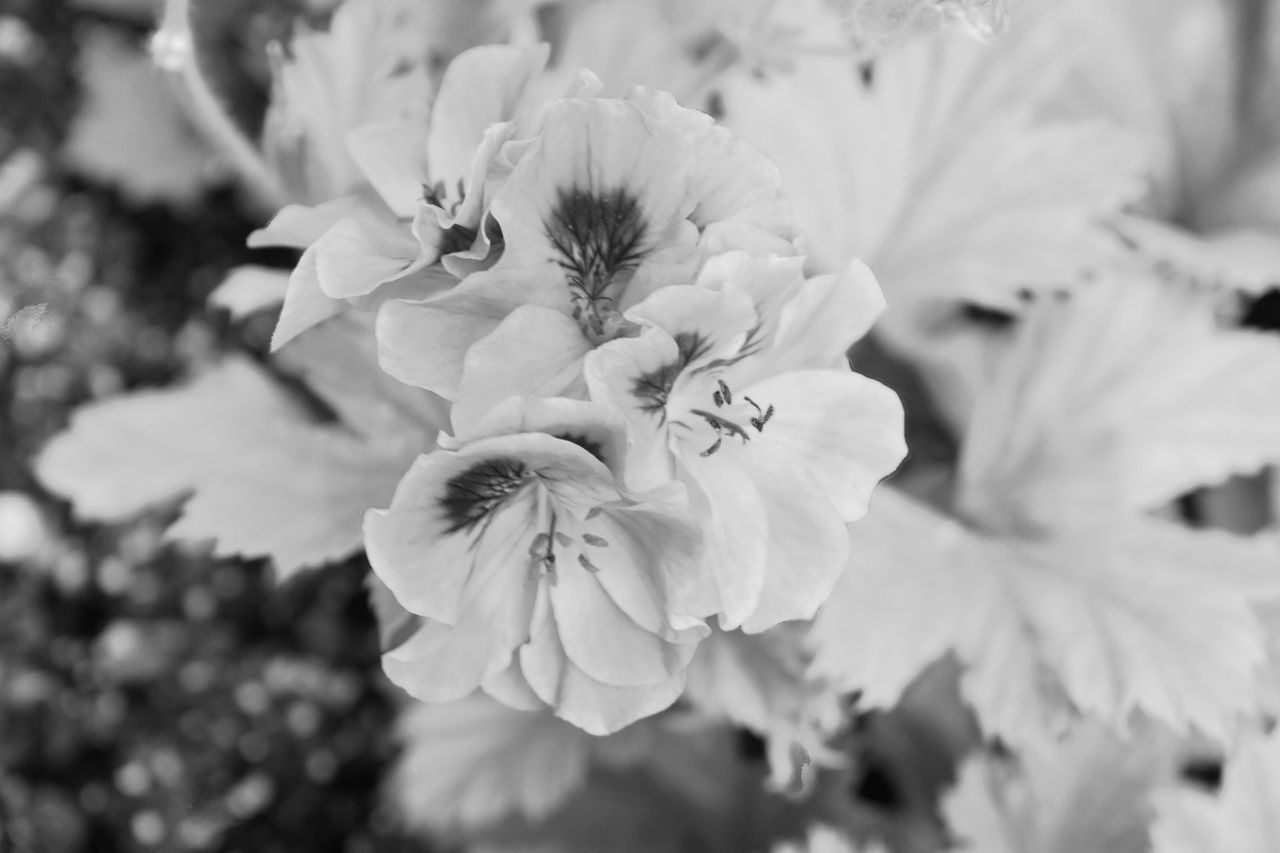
[0, 2, 429, 850]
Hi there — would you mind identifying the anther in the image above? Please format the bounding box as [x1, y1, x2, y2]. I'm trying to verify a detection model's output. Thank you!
[744, 396, 775, 432]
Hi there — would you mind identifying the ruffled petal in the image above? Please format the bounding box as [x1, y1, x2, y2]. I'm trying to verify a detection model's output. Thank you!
[628, 87, 797, 251]
[624, 285, 758, 374]
[519, 604, 687, 735]
[426, 43, 550, 193]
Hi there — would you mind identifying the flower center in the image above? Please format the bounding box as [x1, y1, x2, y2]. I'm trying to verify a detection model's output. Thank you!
[689, 380, 775, 457]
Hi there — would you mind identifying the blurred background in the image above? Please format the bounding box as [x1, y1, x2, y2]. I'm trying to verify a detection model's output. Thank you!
[0, 1, 431, 850]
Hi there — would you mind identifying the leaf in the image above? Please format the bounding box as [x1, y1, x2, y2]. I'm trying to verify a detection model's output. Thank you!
[1149, 728, 1280, 853]
[36, 357, 422, 579]
[809, 488, 1275, 749]
[472, 719, 791, 853]
[390, 694, 594, 836]
[719, 2, 1142, 313]
[944, 723, 1180, 853]
[684, 626, 845, 791]
[61, 27, 221, 205]
[958, 277, 1280, 532]
[1114, 216, 1280, 296]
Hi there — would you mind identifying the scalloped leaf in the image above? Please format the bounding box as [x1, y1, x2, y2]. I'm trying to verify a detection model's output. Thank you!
[36, 356, 425, 578]
[810, 488, 1277, 749]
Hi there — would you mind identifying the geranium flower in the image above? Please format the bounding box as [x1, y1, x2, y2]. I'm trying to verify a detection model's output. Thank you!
[583, 259, 905, 631]
[364, 397, 714, 734]
[375, 90, 797, 426]
[262, 41, 559, 348]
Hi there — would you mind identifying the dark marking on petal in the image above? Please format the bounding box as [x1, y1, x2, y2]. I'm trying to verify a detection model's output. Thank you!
[631, 331, 712, 417]
[633, 360, 683, 417]
[545, 186, 648, 339]
[439, 457, 529, 533]
[555, 432, 607, 463]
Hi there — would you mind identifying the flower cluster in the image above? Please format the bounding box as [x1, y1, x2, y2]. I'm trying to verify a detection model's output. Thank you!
[339, 61, 906, 734]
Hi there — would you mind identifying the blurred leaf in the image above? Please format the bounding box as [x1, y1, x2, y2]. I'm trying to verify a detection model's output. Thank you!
[810, 488, 1278, 750]
[1149, 727, 1280, 853]
[944, 723, 1179, 853]
[959, 277, 1280, 532]
[36, 356, 422, 578]
[391, 694, 594, 837]
[684, 626, 844, 792]
[61, 27, 222, 205]
[207, 265, 289, 319]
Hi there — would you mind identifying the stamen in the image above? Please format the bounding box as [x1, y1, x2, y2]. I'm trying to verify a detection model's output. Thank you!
[744, 395, 775, 432]
[528, 511, 561, 583]
[690, 382, 777, 455]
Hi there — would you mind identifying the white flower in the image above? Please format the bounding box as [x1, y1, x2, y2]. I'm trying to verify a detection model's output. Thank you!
[584, 257, 904, 630]
[374, 90, 797, 427]
[364, 397, 714, 734]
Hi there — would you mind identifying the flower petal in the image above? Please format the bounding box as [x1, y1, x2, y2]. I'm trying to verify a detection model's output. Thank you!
[584, 504, 718, 634]
[548, 554, 691, 688]
[452, 305, 593, 436]
[583, 327, 682, 492]
[765, 260, 887, 374]
[376, 292, 512, 396]
[742, 370, 906, 521]
[737, 448, 851, 633]
[314, 214, 420, 299]
[519, 604, 687, 735]
[426, 43, 550, 193]
[625, 285, 758, 373]
[271, 243, 343, 350]
[680, 450, 770, 629]
[346, 118, 427, 218]
[363, 452, 486, 624]
[249, 198, 361, 249]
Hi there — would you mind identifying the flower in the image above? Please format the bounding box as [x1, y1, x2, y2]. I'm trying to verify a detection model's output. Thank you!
[364, 397, 715, 734]
[583, 255, 905, 631]
[374, 89, 797, 427]
[262, 38, 557, 349]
